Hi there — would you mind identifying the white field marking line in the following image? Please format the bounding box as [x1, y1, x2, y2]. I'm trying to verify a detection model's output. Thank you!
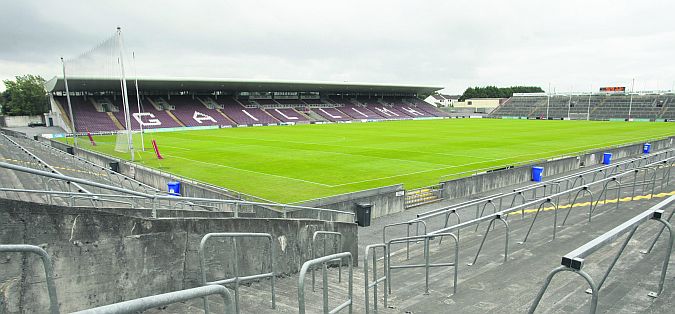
[163, 154, 332, 187]
[139, 129, 674, 193]
[159, 127, 482, 159]
[156, 129, 674, 191]
[448, 131, 672, 165]
[326, 131, 675, 188]
[185, 131, 492, 162]
[327, 158, 505, 188]
[160, 144, 191, 151]
[161, 133, 454, 168]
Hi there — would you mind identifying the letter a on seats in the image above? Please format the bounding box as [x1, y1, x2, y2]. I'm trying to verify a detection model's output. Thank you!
[193, 111, 217, 124]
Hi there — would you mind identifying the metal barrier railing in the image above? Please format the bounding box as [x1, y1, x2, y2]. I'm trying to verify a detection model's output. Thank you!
[3, 134, 91, 194]
[404, 184, 443, 208]
[371, 154, 673, 300]
[312, 231, 343, 292]
[0, 244, 59, 314]
[641, 197, 675, 255]
[71, 285, 234, 314]
[199, 233, 276, 314]
[24, 136, 160, 194]
[0, 161, 356, 222]
[364, 244, 387, 314]
[414, 153, 671, 235]
[386, 233, 459, 295]
[382, 221, 427, 260]
[0, 188, 136, 208]
[412, 148, 673, 236]
[298, 252, 353, 314]
[423, 157, 674, 272]
[528, 195, 675, 314]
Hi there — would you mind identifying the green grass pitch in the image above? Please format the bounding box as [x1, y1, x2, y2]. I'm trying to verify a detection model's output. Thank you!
[67, 119, 674, 203]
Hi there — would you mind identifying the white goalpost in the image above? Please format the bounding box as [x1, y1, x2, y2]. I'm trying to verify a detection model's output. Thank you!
[62, 27, 140, 161]
[114, 130, 142, 153]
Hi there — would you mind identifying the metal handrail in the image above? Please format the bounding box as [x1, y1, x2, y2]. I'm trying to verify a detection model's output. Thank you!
[312, 231, 343, 292]
[198, 233, 276, 314]
[3, 133, 92, 194]
[54, 137, 275, 204]
[382, 221, 427, 260]
[0, 161, 355, 221]
[415, 148, 672, 224]
[27, 137, 160, 193]
[298, 252, 353, 314]
[422, 157, 674, 269]
[0, 188, 137, 208]
[415, 193, 503, 220]
[528, 195, 675, 314]
[70, 285, 234, 314]
[386, 233, 459, 295]
[364, 244, 387, 314]
[429, 156, 675, 237]
[0, 244, 59, 314]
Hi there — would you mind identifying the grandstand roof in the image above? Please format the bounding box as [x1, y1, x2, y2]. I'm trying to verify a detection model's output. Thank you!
[44, 76, 443, 94]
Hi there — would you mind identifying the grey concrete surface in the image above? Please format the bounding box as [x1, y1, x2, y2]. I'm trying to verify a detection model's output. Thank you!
[4, 126, 66, 137]
[0, 199, 357, 313]
[299, 184, 406, 219]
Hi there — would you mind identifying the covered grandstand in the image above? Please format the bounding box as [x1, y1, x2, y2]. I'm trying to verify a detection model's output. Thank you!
[43, 76, 447, 133]
[491, 92, 675, 121]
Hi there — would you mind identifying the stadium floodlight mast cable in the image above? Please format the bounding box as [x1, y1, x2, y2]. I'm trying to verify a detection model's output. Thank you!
[132, 51, 145, 151]
[60, 57, 77, 147]
[116, 26, 135, 161]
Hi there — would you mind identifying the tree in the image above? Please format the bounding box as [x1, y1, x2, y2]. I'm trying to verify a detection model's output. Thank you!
[1, 75, 48, 116]
[459, 85, 544, 101]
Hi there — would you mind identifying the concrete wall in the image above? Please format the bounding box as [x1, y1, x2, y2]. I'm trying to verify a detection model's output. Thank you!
[441, 136, 674, 199]
[0, 198, 357, 313]
[299, 184, 405, 219]
[0, 115, 43, 127]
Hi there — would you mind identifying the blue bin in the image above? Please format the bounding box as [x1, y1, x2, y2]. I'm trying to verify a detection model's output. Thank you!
[168, 181, 181, 196]
[532, 166, 544, 182]
[643, 143, 651, 154]
[602, 153, 612, 165]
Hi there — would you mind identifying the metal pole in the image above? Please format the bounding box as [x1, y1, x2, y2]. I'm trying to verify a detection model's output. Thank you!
[587, 90, 592, 121]
[628, 78, 634, 120]
[546, 93, 550, 120]
[61, 57, 78, 147]
[567, 94, 572, 119]
[116, 27, 134, 161]
[132, 51, 145, 151]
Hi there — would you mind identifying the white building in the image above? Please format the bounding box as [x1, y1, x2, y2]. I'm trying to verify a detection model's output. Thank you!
[425, 94, 460, 107]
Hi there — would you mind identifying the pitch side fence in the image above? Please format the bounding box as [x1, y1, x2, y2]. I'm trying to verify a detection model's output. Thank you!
[0, 161, 355, 222]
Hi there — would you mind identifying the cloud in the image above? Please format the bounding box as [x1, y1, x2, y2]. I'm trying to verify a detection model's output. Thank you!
[1, 0, 674, 93]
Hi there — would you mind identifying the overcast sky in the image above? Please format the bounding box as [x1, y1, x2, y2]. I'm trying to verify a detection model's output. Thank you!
[1, 0, 674, 94]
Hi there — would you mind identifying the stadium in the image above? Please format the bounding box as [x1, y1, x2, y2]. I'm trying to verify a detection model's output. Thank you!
[2, 4, 675, 314]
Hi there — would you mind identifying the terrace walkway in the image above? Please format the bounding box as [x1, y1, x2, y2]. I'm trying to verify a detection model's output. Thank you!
[144, 154, 675, 313]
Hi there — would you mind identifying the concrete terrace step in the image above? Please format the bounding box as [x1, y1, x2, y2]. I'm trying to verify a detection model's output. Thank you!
[113, 179, 673, 313]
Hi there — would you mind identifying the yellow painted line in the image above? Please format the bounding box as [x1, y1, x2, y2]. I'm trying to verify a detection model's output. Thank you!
[509, 190, 675, 216]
